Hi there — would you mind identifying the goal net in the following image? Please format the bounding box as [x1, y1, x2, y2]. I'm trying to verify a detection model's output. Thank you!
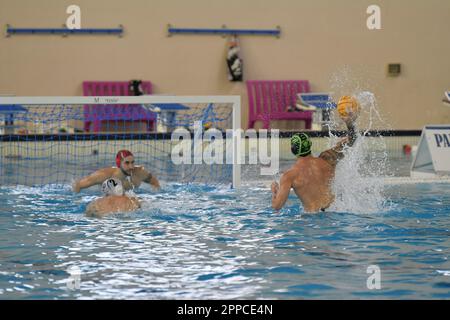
[0, 96, 241, 188]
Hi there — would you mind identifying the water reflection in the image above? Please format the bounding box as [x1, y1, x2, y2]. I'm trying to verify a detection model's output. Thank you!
[0, 183, 450, 299]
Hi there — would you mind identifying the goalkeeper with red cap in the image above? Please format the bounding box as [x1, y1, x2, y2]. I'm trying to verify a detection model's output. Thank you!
[73, 149, 160, 193]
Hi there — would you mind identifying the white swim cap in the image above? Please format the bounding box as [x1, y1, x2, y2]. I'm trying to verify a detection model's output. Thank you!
[101, 178, 124, 196]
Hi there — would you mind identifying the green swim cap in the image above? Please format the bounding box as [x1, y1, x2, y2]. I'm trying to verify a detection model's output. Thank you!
[291, 133, 312, 157]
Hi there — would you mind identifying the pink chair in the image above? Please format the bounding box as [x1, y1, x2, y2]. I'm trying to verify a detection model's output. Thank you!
[82, 81, 155, 132]
[246, 80, 313, 129]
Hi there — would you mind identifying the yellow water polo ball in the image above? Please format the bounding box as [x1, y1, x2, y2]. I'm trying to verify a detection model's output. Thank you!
[337, 96, 359, 117]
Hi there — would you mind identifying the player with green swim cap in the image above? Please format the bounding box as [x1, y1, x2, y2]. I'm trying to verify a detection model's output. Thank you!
[271, 98, 359, 213]
[290, 133, 312, 157]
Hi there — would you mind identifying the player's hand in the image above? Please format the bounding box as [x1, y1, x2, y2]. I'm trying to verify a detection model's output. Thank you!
[341, 110, 359, 126]
[271, 181, 279, 195]
[73, 181, 80, 193]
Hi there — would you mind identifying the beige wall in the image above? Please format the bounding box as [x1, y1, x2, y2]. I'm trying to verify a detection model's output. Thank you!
[1, 0, 449, 129]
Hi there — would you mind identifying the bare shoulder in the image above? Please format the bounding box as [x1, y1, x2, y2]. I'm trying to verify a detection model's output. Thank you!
[110, 195, 134, 203]
[286, 163, 309, 188]
[85, 198, 101, 216]
[98, 195, 123, 209]
[134, 165, 146, 173]
[107, 195, 127, 204]
[281, 168, 296, 184]
[96, 167, 117, 176]
[134, 166, 151, 178]
[114, 195, 140, 210]
[318, 149, 339, 168]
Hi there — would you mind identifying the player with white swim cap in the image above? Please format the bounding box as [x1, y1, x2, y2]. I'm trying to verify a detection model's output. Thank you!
[86, 178, 141, 217]
[102, 177, 124, 196]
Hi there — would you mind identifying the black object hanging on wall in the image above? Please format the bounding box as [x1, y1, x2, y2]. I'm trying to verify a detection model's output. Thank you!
[226, 36, 243, 82]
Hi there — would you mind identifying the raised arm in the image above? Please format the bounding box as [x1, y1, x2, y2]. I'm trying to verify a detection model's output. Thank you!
[73, 168, 112, 193]
[271, 173, 293, 211]
[319, 111, 358, 166]
[333, 113, 359, 150]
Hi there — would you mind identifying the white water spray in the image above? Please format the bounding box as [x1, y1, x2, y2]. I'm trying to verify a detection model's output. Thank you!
[326, 80, 393, 213]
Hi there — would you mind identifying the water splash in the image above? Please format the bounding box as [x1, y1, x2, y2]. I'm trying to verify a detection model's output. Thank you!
[327, 76, 392, 213]
[330, 137, 390, 214]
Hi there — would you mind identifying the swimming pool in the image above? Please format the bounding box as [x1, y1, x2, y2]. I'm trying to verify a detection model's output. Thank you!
[1, 159, 450, 299]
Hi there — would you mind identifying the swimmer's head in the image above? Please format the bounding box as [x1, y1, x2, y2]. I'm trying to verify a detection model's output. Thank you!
[116, 150, 135, 174]
[101, 178, 124, 196]
[291, 133, 312, 157]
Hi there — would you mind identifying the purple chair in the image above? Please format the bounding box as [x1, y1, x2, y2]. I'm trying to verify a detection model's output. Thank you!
[82, 81, 155, 132]
[246, 80, 313, 129]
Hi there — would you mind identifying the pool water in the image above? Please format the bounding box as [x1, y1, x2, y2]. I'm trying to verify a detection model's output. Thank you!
[1, 178, 450, 299]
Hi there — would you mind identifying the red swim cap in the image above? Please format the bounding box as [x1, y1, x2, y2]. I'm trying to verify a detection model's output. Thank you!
[115, 150, 134, 168]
